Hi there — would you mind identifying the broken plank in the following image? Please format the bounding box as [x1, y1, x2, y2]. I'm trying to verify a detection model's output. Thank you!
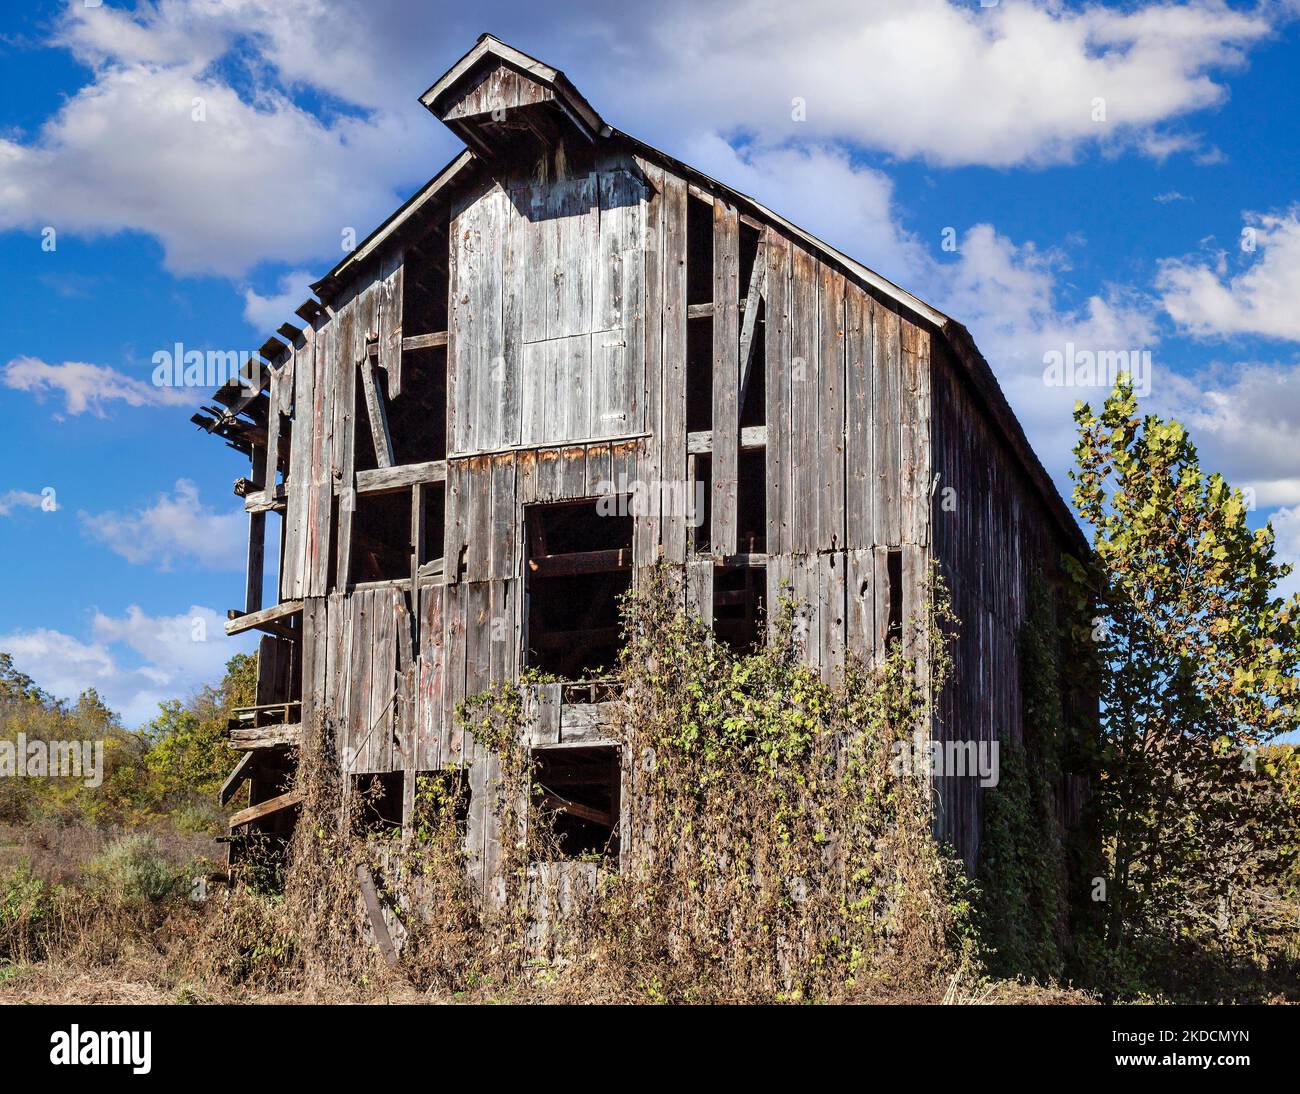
[229, 788, 304, 828]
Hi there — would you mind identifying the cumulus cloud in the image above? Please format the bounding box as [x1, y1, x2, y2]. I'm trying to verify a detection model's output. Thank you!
[79, 479, 244, 571]
[611, 0, 1275, 168]
[1268, 504, 1300, 602]
[1154, 360, 1300, 507]
[1157, 208, 1300, 340]
[0, 1, 448, 276]
[2, 356, 193, 416]
[243, 268, 317, 333]
[0, 605, 254, 728]
[0, 489, 54, 516]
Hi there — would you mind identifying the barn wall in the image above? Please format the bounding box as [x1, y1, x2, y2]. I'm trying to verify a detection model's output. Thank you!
[928, 340, 1067, 868]
[270, 146, 1070, 885]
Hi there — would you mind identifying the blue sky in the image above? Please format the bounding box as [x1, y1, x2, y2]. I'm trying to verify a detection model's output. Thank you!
[2, 0, 1299, 726]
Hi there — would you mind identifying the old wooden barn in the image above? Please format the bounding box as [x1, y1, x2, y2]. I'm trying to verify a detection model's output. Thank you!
[198, 35, 1088, 881]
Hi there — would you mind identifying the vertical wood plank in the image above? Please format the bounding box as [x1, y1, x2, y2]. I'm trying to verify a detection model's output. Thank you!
[711, 197, 740, 556]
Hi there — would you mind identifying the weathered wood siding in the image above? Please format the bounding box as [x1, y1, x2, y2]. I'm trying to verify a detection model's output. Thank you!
[929, 341, 1065, 868]
[264, 149, 1071, 879]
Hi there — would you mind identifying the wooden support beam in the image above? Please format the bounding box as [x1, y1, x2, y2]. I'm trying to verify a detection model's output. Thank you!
[354, 460, 447, 494]
[527, 547, 632, 578]
[246, 511, 266, 614]
[687, 425, 767, 455]
[359, 358, 395, 468]
[401, 330, 449, 351]
[229, 788, 304, 828]
[225, 598, 303, 637]
[539, 792, 613, 829]
[356, 865, 401, 969]
[738, 241, 768, 410]
[229, 722, 301, 751]
[712, 196, 740, 556]
[219, 751, 257, 806]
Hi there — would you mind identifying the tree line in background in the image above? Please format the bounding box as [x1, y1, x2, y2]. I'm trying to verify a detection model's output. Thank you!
[0, 650, 254, 833]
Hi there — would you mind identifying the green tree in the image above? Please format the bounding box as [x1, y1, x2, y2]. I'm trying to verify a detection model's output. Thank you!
[1071, 377, 1300, 964]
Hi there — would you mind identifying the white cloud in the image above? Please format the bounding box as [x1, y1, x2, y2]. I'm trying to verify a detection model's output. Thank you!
[1157, 208, 1300, 340]
[80, 479, 244, 571]
[925, 225, 1159, 478]
[243, 268, 316, 333]
[0, 490, 54, 517]
[1268, 504, 1300, 602]
[682, 135, 929, 285]
[1155, 361, 1300, 507]
[0, 1, 447, 276]
[0, 605, 255, 728]
[613, 0, 1275, 168]
[2, 356, 193, 416]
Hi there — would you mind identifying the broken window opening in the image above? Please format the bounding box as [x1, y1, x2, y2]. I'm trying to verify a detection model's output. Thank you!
[411, 769, 471, 840]
[525, 500, 632, 680]
[739, 296, 766, 428]
[531, 745, 620, 860]
[737, 447, 766, 553]
[263, 508, 284, 609]
[713, 564, 766, 654]
[354, 370, 379, 474]
[686, 194, 713, 305]
[350, 489, 413, 584]
[352, 771, 403, 835]
[738, 221, 760, 300]
[686, 314, 713, 433]
[418, 481, 446, 569]
[390, 347, 448, 463]
[689, 453, 712, 554]
[886, 548, 904, 652]
[403, 225, 450, 337]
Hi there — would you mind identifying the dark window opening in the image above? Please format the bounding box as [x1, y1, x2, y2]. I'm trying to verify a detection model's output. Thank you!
[690, 454, 711, 554]
[737, 448, 767, 553]
[686, 195, 713, 305]
[525, 500, 632, 680]
[350, 489, 412, 584]
[532, 746, 620, 860]
[739, 297, 766, 428]
[403, 225, 450, 337]
[713, 565, 766, 654]
[265, 508, 284, 610]
[411, 769, 470, 839]
[738, 223, 760, 299]
[355, 349, 446, 471]
[887, 548, 904, 651]
[419, 482, 446, 567]
[686, 315, 713, 432]
[354, 372, 378, 474]
[390, 347, 447, 463]
[352, 771, 403, 834]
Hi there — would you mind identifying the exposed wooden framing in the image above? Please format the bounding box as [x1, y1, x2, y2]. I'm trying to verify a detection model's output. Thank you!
[356, 864, 401, 969]
[527, 547, 631, 578]
[687, 425, 767, 455]
[225, 599, 303, 637]
[711, 195, 740, 556]
[359, 357, 395, 468]
[218, 751, 257, 806]
[737, 239, 767, 409]
[539, 792, 613, 828]
[229, 789, 304, 827]
[245, 511, 266, 614]
[402, 330, 448, 351]
[229, 723, 301, 751]
[354, 460, 447, 494]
